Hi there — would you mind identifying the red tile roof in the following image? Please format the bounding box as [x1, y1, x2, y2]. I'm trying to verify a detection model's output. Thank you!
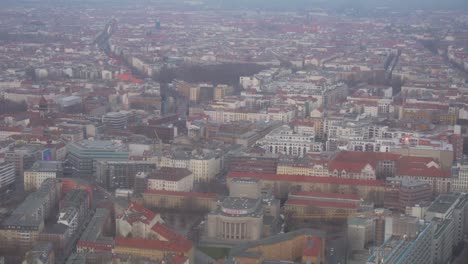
[116, 73, 143, 84]
[169, 255, 189, 264]
[396, 157, 450, 178]
[328, 160, 370, 173]
[125, 202, 157, 225]
[228, 171, 385, 186]
[303, 237, 322, 257]
[144, 189, 217, 198]
[115, 237, 192, 253]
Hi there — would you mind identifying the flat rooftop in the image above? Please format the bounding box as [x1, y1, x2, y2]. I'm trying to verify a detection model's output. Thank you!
[427, 193, 461, 214]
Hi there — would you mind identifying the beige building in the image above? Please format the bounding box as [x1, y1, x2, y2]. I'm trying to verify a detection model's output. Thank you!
[144, 167, 193, 192]
[24, 161, 62, 191]
[142, 190, 218, 212]
[152, 149, 221, 182]
[347, 218, 374, 250]
[206, 197, 263, 242]
[390, 145, 454, 170]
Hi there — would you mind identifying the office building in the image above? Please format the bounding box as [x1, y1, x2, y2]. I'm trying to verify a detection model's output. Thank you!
[0, 161, 15, 191]
[67, 140, 129, 178]
[384, 177, 432, 212]
[95, 160, 156, 191]
[102, 111, 128, 130]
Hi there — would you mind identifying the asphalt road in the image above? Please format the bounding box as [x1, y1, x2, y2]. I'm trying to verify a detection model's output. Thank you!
[452, 243, 468, 264]
[327, 234, 348, 264]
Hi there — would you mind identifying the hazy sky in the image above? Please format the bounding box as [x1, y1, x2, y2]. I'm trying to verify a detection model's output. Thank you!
[8, 0, 468, 11]
[212, 0, 468, 10]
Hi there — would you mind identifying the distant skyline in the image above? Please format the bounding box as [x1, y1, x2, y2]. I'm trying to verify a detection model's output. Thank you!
[7, 0, 468, 10]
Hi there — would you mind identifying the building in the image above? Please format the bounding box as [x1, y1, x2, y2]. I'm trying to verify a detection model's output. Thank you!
[77, 208, 113, 253]
[142, 189, 218, 212]
[144, 167, 193, 192]
[384, 215, 421, 241]
[229, 155, 278, 174]
[205, 178, 280, 244]
[38, 223, 70, 261]
[0, 179, 57, 251]
[367, 222, 433, 264]
[395, 157, 451, 195]
[5, 145, 40, 186]
[276, 155, 329, 177]
[22, 242, 55, 264]
[452, 157, 468, 192]
[0, 161, 15, 191]
[425, 193, 468, 263]
[229, 228, 326, 264]
[390, 142, 454, 170]
[114, 237, 193, 263]
[347, 218, 374, 250]
[228, 171, 386, 203]
[206, 197, 264, 243]
[384, 177, 432, 212]
[257, 125, 320, 157]
[67, 140, 129, 178]
[155, 149, 221, 182]
[102, 112, 128, 130]
[114, 203, 194, 263]
[116, 202, 164, 239]
[284, 191, 361, 219]
[24, 161, 62, 191]
[58, 189, 90, 236]
[95, 160, 156, 191]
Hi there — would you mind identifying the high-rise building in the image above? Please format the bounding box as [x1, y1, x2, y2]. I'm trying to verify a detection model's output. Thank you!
[5, 145, 40, 187]
[155, 18, 161, 30]
[0, 161, 15, 191]
[67, 140, 129, 178]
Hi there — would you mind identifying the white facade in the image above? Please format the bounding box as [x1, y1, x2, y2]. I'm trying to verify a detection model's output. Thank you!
[453, 163, 468, 192]
[257, 125, 317, 157]
[189, 157, 220, 182]
[24, 171, 57, 191]
[147, 173, 194, 192]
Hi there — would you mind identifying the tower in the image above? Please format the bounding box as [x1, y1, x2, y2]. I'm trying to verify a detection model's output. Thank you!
[155, 18, 161, 30]
[39, 96, 48, 118]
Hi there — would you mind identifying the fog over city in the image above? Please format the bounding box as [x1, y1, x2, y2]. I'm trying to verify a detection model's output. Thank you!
[0, 0, 467, 264]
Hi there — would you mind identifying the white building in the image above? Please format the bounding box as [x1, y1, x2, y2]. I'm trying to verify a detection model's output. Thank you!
[153, 149, 221, 182]
[143, 167, 194, 192]
[453, 160, 468, 192]
[257, 125, 319, 156]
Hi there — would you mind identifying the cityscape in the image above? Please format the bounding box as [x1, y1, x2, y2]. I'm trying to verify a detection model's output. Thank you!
[0, 0, 468, 264]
